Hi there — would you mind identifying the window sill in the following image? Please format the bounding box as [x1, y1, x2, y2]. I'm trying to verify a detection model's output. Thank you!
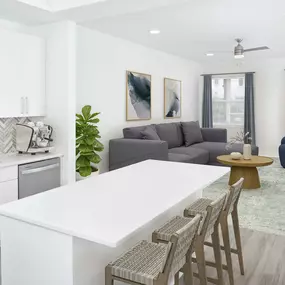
[214, 124, 244, 128]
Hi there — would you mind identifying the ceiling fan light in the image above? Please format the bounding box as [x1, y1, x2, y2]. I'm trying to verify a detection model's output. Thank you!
[234, 54, 244, 59]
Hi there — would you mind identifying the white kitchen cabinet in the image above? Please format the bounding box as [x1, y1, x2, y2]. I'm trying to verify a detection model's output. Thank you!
[0, 165, 18, 205]
[0, 180, 18, 205]
[0, 28, 46, 118]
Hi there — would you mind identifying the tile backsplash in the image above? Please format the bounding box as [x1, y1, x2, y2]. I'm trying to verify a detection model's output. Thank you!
[0, 117, 31, 154]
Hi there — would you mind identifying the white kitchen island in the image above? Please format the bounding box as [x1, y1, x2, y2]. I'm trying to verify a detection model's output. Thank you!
[0, 160, 229, 285]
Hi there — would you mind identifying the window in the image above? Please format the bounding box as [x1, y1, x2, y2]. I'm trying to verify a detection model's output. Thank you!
[212, 75, 245, 126]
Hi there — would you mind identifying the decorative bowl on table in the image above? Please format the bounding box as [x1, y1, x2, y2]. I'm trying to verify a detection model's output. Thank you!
[230, 152, 242, 160]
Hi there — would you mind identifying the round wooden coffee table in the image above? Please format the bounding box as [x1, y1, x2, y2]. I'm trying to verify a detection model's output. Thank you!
[217, 155, 273, 189]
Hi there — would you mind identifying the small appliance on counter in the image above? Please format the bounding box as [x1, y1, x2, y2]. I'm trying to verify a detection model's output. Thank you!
[16, 121, 54, 155]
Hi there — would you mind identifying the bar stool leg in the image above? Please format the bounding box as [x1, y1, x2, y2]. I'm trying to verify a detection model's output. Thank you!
[174, 273, 179, 285]
[221, 221, 234, 285]
[195, 239, 207, 285]
[232, 208, 245, 275]
[212, 228, 224, 285]
[183, 260, 194, 285]
[105, 266, 114, 285]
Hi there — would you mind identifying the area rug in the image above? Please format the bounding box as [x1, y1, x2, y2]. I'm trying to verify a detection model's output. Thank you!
[203, 158, 285, 236]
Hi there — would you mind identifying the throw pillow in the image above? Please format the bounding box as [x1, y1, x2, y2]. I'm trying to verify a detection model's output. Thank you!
[181, 121, 203, 147]
[141, 126, 161, 140]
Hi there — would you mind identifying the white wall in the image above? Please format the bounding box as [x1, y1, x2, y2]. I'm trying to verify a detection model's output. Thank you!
[77, 26, 202, 172]
[201, 58, 285, 157]
[31, 21, 77, 184]
[0, 19, 26, 32]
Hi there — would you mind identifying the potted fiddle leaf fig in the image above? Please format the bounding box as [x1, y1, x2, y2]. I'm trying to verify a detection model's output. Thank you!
[76, 105, 104, 180]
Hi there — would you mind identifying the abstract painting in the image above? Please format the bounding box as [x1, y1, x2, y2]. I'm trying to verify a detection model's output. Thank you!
[126, 71, 151, 121]
[164, 78, 181, 118]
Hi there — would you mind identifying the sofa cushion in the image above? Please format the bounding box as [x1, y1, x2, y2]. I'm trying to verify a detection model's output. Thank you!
[168, 153, 194, 164]
[155, 123, 184, 149]
[141, 126, 160, 140]
[123, 125, 152, 139]
[169, 146, 209, 164]
[192, 142, 259, 164]
[181, 121, 203, 147]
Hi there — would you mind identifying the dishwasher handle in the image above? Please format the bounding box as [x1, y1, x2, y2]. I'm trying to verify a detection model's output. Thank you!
[21, 163, 60, 175]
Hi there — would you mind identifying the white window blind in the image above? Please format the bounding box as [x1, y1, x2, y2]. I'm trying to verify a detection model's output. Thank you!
[212, 75, 245, 126]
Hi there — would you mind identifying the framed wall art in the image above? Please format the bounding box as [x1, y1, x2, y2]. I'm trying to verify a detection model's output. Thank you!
[164, 78, 182, 118]
[126, 71, 151, 121]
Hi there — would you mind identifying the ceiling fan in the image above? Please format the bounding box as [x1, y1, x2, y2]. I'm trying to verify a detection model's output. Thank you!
[233, 38, 269, 59]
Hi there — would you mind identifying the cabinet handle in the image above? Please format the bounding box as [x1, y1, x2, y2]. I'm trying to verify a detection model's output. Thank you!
[21, 97, 24, 115]
[21, 163, 60, 175]
[25, 97, 28, 115]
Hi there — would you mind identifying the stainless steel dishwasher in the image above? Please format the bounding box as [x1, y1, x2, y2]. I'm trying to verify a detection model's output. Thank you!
[18, 158, 61, 199]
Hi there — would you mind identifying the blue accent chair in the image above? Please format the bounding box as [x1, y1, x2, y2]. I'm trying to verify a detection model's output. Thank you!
[279, 137, 285, 168]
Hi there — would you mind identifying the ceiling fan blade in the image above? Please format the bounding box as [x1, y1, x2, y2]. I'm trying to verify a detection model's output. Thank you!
[244, 46, 270, 52]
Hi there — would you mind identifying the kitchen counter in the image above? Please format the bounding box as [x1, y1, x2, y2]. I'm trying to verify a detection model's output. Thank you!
[0, 160, 229, 285]
[0, 152, 63, 168]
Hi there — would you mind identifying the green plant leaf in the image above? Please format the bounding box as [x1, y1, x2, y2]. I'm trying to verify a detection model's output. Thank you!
[85, 128, 99, 135]
[76, 137, 84, 144]
[88, 154, 101, 164]
[82, 105, 92, 120]
[80, 152, 94, 156]
[79, 144, 94, 152]
[76, 120, 85, 125]
[76, 156, 90, 168]
[85, 137, 95, 145]
[94, 146, 104, 152]
[89, 112, 100, 119]
[76, 148, 80, 156]
[88, 118, 99, 124]
[94, 140, 103, 146]
[79, 166, 92, 177]
[76, 114, 84, 121]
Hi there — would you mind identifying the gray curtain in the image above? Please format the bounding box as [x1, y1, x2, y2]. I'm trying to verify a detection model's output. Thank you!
[202, 75, 213, 128]
[244, 73, 256, 145]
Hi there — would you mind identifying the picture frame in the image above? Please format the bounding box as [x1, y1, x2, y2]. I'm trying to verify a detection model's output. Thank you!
[126, 70, 152, 121]
[164, 77, 182, 119]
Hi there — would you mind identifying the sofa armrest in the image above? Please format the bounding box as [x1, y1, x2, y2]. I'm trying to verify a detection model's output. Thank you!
[109, 139, 168, 171]
[201, 128, 227, 143]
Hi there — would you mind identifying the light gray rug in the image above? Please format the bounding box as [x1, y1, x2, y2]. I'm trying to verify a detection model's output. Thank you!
[203, 158, 285, 236]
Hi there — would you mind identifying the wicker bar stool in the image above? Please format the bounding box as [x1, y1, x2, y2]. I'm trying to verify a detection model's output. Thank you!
[105, 214, 201, 285]
[186, 178, 245, 285]
[152, 194, 226, 285]
[152, 215, 201, 285]
[184, 193, 227, 285]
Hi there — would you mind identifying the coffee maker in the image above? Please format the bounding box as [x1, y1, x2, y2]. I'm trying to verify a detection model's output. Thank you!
[16, 122, 54, 155]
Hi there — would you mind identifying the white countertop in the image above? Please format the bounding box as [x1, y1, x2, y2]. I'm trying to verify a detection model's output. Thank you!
[0, 152, 63, 168]
[0, 160, 229, 247]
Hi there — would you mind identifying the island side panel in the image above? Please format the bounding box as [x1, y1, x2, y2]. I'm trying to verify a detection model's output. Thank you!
[72, 189, 202, 285]
[0, 216, 74, 285]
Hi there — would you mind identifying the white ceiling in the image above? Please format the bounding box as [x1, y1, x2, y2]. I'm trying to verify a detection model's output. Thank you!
[0, 0, 188, 25]
[1, 0, 285, 61]
[82, 0, 285, 62]
[17, 0, 107, 12]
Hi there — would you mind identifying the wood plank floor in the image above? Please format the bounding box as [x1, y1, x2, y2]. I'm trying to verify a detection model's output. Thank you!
[0, 228, 284, 285]
[181, 227, 285, 285]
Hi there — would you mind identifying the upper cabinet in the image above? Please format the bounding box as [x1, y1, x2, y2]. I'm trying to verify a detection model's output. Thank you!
[0, 28, 46, 118]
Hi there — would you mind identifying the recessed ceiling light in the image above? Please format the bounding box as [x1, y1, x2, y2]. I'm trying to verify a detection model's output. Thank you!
[206, 53, 214, 56]
[149, 30, 161, 35]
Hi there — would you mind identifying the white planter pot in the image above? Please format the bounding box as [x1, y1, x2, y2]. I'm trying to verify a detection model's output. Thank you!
[76, 170, 99, 181]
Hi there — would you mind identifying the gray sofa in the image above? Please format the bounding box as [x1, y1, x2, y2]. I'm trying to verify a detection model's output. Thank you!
[109, 122, 259, 171]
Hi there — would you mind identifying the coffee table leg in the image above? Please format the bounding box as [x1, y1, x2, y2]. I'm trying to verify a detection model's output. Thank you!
[229, 166, 261, 189]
